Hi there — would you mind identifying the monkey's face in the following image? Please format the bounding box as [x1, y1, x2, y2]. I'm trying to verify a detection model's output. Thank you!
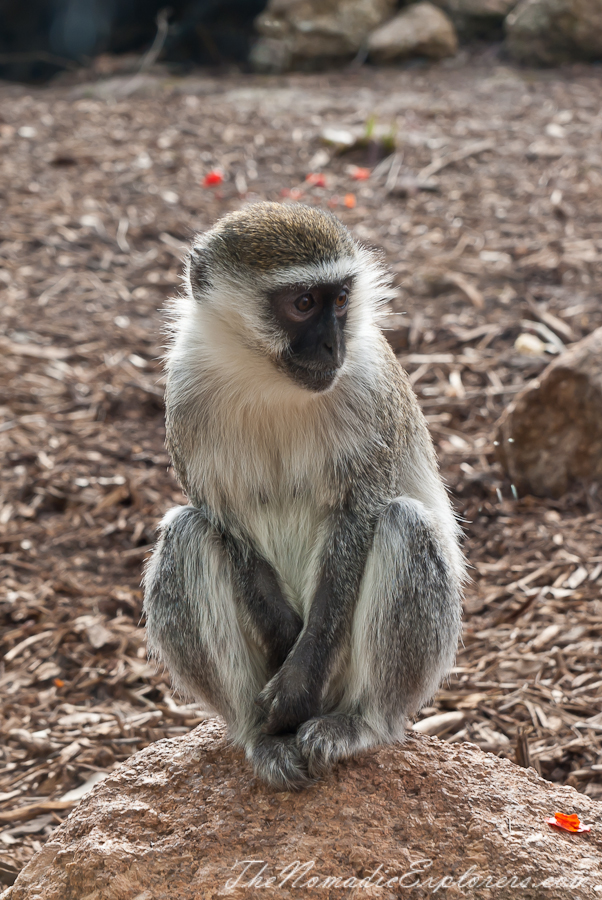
[183, 204, 394, 396]
[268, 280, 352, 392]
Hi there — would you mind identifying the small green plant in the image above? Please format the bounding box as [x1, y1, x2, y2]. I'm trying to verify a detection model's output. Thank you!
[363, 114, 376, 141]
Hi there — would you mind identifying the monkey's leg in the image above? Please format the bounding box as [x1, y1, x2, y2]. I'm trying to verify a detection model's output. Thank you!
[296, 497, 462, 777]
[143, 505, 309, 789]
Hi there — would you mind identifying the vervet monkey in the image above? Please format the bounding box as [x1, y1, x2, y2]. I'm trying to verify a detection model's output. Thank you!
[144, 202, 464, 789]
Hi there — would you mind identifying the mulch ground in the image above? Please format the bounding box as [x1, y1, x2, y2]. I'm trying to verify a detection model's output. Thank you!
[1, 57, 602, 883]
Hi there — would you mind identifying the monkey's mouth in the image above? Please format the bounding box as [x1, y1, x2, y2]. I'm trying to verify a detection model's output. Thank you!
[277, 357, 340, 393]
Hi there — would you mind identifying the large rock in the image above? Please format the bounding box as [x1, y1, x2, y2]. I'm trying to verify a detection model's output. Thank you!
[368, 2, 458, 62]
[251, 0, 396, 71]
[505, 0, 602, 65]
[496, 327, 602, 498]
[5, 719, 602, 899]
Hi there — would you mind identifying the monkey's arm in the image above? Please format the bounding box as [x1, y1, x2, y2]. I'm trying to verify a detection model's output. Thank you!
[223, 535, 303, 675]
[257, 506, 374, 734]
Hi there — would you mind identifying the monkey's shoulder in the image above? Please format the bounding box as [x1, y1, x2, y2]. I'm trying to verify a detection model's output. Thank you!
[367, 333, 429, 432]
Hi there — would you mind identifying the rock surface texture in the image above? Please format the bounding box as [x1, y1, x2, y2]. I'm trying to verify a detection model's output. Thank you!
[496, 327, 602, 498]
[505, 0, 602, 64]
[251, 0, 396, 71]
[368, 2, 459, 60]
[5, 720, 602, 900]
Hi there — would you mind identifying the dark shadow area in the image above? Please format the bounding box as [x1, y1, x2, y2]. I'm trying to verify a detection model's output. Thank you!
[0, 0, 268, 81]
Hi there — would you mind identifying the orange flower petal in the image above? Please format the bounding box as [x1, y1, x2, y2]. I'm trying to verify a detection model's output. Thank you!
[344, 193, 356, 209]
[351, 166, 370, 181]
[545, 813, 591, 833]
[555, 813, 580, 830]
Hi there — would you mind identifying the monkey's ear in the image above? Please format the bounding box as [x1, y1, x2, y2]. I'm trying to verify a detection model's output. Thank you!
[187, 246, 211, 302]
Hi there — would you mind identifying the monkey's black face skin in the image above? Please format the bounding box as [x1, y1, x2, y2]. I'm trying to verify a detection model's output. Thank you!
[269, 280, 353, 392]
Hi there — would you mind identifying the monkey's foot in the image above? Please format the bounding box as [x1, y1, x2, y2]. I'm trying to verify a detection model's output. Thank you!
[249, 734, 311, 791]
[296, 714, 376, 779]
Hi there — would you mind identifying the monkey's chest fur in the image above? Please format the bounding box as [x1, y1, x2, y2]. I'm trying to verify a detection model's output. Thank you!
[166, 371, 384, 616]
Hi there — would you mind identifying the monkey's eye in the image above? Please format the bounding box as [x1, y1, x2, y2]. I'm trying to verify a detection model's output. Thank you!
[295, 294, 315, 313]
[335, 289, 349, 311]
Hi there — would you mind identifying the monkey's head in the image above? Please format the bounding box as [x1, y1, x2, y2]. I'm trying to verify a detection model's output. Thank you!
[183, 202, 391, 394]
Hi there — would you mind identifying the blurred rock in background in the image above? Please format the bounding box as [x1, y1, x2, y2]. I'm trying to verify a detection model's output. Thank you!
[505, 0, 602, 65]
[250, 0, 396, 71]
[0, 0, 601, 83]
[430, 0, 518, 40]
[496, 328, 602, 499]
[367, 2, 458, 63]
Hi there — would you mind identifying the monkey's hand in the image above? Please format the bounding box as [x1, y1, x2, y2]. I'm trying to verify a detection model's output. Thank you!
[256, 655, 321, 735]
